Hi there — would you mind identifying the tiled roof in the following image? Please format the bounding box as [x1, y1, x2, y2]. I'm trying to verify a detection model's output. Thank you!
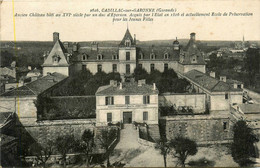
[137, 47, 180, 61]
[1, 72, 67, 97]
[184, 70, 242, 92]
[96, 82, 159, 95]
[238, 104, 260, 114]
[42, 40, 69, 67]
[119, 28, 135, 47]
[0, 134, 17, 146]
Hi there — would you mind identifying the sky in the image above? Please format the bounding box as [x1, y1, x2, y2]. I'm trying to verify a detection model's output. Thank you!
[1, 0, 260, 42]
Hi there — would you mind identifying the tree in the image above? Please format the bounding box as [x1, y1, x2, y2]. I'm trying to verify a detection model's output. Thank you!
[28, 141, 54, 168]
[133, 67, 149, 81]
[169, 136, 198, 167]
[55, 135, 77, 168]
[97, 128, 117, 167]
[231, 120, 259, 166]
[155, 137, 171, 168]
[79, 130, 95, 167]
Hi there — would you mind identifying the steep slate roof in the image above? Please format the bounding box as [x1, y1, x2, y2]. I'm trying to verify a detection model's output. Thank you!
[179, 37, 205, 65]
[238, 104, 260, 114]
[96, 82, 159, 95]
[74, 47, 118, 61]
[184, 70, 242, 92]
[42, 40, 69, 67]
[119, 28, 135, 47]
[1, 72, 67, 97]
[137, 47, 180, 61]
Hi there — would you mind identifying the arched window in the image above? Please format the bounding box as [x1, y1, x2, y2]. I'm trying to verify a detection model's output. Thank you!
[150, 53, 155, 60]
[138, 53, 143, 60]
[164, 53, 169, 59]
[97, 54, 103, 60]
[82, 54, 87, 61]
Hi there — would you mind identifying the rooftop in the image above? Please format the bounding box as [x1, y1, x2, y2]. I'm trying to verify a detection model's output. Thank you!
[0, 112, 13, 127]
[184, 70, 243, 92]
[0, 72, 67, 97]
[96, 81, 159, 96]
[238, 104, 260, 114]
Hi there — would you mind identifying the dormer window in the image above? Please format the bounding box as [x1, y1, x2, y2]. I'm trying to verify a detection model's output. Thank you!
[138, 53, 143, 60]
[97, 54, 103, 60]
[125, 39, 131, 47]
[150, 53, 155, 60]
[113, 54, 119, 60]
[164, 53, 169, 59]
[82, 54, 87, 61]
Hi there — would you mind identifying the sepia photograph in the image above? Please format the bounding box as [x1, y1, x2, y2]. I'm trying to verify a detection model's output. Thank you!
[0, 0, 260, 167]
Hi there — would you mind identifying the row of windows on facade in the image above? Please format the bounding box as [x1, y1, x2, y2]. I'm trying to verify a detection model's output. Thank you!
[82, 63, 169, 72]
[106, 112, 148, 122]
[105, 95, 150, 105]
[81, 52, 170, 61]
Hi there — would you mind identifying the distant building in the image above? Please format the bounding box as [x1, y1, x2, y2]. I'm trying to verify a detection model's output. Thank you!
[42, 32, 72, 76]
[96, 80, 159, 126]
[26, 68, 42, 81]
[43, 29, 206, 80]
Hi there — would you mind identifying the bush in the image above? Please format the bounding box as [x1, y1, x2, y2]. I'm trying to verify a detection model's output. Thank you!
[188, 157, 215, 167]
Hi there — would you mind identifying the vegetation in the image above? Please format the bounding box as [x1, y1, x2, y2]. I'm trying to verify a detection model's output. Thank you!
[52, 70, 121, 96]
[79, 130, 95, 167]
[231, 120, 259, 166]
[159, 105, 193, 116]
[134, 67, 190, 93]
[188, 157, 215, 167]
[169, 136, 198, 167]
[155, 137, 171, 168]
[28, 141, 54, 168]
[55, 135, 78, 168]
[97, 128, 118, 167]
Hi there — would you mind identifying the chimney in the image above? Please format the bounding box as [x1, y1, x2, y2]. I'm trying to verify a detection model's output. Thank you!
[220, 76, 226, 82]
[209, 71, 215, 78]
[119, 82, 122, 89]
[190, 32, 196, 41]
[110, 80, 117, 87]
[138, 79, 146, 86]
[73, 42, 78, 52]
[233, 83, 237, 89]
[53, 32, 59, 43]
[91, 42, 99, 51]
[153, 83, 156, 90]
[134, 34, 136, 44]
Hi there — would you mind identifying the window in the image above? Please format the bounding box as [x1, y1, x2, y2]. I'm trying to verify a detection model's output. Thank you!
[97, 54, 103, 60]
[150, 64, 155, 72]
[164, 63, 168, 71]
[97, 64, 102, 72]
[126, 52, 130, 60]
[82, 65, 86, 71]
[223, 122, 227, 130]
[138, 53, 143, 60]
[143, 112, 148, 120]
[164, 53, 169, 59]
[125, 96, 130, 104]
[113, 64, 117, 72]
[113, 54, 118, 60]
[125, 39, 131, 47]
[105, 96, 114, 105]
[225, 93, 229, 99]
[138, 64, 142, 69]
[126, 64, 130, 74]
[150, 53, 155, 59]
[143, 95, 150, 104]
[107, 113, 112, 122]
[82, 54, 87, 61]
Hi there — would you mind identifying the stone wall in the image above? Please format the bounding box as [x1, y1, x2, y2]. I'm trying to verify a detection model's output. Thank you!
[23, 119, 95, 145]
[160, 114, 233, 144]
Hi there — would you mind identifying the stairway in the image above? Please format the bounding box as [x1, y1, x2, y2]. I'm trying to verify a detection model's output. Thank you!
[147, 124, 161, 141]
